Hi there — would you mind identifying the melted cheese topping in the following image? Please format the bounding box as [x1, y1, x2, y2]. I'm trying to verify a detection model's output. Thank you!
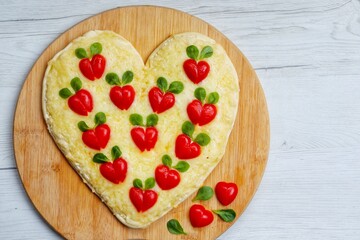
[43, 30, 239, 228]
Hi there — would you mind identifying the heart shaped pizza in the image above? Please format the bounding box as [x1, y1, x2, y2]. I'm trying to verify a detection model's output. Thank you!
[42, 30, 239, 228]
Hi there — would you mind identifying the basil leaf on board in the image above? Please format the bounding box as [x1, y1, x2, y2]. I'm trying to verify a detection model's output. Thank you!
[213, 209, 236, 222]
[192, 186, 214, 201]
[146, 114, 158, 127]
[181, 121, 195, 138]
[59, 88, 72, 99]
[145, 177, 155, 190]
[90, 42, 102, 56]
[199, 46, 213, 59]
[194, 133, 211, 146]
[168, 81, 184, 94]
[122, 70, 134, 85]
[75, 48, 88, 59]
[167, 219, 187, 235]
[77, 121, 90, 132]
[70, 77, 82, 92]
[173, 161, 190, 172]
[105, 72, 121, 85]
[92, 153, 109, 163]
[186, 45, 199, 60]
[133, 179, 143, 189]
[207, 92, 220, 104]
[162, 155, 172, 167]
[111, 145, 122, 160]
[194, 87, 206, 103]
[94, 112, 106, 125]
[129, 114, 144, 126]
[157, 77, 168, 92]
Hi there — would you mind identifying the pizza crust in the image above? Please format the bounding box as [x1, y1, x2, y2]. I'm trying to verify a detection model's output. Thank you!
[42, 30, 239, 228]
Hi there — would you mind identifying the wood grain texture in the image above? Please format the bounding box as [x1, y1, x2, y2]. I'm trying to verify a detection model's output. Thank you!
[13, 6, 269, 240]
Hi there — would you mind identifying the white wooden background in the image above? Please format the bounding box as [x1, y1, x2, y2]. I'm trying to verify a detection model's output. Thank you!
[1, 0, 360, 239]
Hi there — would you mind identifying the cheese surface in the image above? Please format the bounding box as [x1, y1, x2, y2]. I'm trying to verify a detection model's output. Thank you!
[43, 30, 239, 228]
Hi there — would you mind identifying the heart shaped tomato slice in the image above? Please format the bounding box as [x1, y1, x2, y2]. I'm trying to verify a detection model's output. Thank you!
[155, 165, 180, 190]
[215, 181, 238, 206]
[175, 134, 201, 159]
[189, 204, 214, 227]
[82, 124, 110, 150]
[183, 59, 210, 84]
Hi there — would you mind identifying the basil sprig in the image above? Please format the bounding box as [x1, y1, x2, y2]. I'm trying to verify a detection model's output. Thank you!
[59, 77, 84, 99]
[192, 186, 214, 201]
[133, 177, 156, 190]
[194, 87, 220, 105]
[156, 77, 184, 94]
[161, 155, 190, 173]
[186, 45, 213, 61]
[181, 121, 211, 146]
[130, 113, 158, 127]
[78, 112, 107, 132]
[213, 209, 236, 222]
[106, 71, 134, 86]
[92, 146, 122, 164]
[167, 219, 187, 235]
[75, 42, 103, 59]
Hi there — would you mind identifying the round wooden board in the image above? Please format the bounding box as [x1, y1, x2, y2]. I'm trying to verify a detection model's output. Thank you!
[14, 6, 269, 240]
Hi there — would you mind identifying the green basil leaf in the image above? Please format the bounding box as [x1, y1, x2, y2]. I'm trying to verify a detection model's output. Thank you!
[157, 77, 168, 92]
[92, 153, 109, 163]
[59, 88, 72, 99]
[181, 121, 194, 137]
[162, 155, 172, 167]
[207, 92, 219, 104]
[173, 161, 190, 173]
[146, 114, 158, 127]
[168, 81, 184, 94]
[70, 77, 82, 92]
[122, 70, 134, 85]
[105, 72, 121, 85]
[77, 121, 90, 132]
[194, 133, 210, 146]
[111, 145, 122, 160]
[145, 177, 155, 190]
[167, 219, 187, 235]
[186, 45, 199, 60]
[95, 112, 106, 125]
[129, 114, 144, 126]
[90, 42, 102, 56]
[199, 46, 213, 59]
[75, 48, 88, 59]
[192, 186, 214, 201]
[213, 209, 236, 222]
[133, 179, 143, 189]
[194, 87, 206, 103]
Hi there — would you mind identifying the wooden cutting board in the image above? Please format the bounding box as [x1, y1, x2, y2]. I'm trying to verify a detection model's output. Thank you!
[13, 6, 269, 240]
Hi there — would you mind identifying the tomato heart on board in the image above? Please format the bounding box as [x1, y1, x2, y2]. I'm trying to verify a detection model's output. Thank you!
[110, 85, 135, 110]
[155, 165, 180, 190]
[79, 54, 106, 80]
[183, 59, 210, 84]
[99, 158, 128, 184]
[187, 100, 217, 126]
[82, 124, 110, 150]
[189, 204, 214, 227]
[175, 134, 201, 159]
[67, 89, 93, 116]
[131, 127, 158, 152]
[129, 187, 158, 212]
[215, 181, 238, 206]
[148, 87, 175, 114]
